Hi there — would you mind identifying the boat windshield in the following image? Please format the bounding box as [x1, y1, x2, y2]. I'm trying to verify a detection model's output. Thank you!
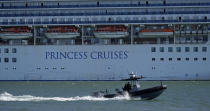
[131, 80, 140, 89]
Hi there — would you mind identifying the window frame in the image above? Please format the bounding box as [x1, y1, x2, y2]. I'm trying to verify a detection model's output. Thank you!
[12, 58, 17, 62]
[193, 47, 198, 52]
[168, 47, 173, 52]
[160, 47, 164, 52]
[4, 58, 9, 63]
[4, 48, 9, 53]
[12, 48, 17, 53]
[202, 47, 207, 52]
[176, 47, 181, 52]
[151, 47, 156, 52]
[185, 47, 190, 52]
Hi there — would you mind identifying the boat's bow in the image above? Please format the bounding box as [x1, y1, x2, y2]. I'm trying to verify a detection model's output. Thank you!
[129, 84, 167, 100]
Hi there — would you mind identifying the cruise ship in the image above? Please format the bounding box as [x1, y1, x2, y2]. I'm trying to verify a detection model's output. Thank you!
[0, 0, 210, 81]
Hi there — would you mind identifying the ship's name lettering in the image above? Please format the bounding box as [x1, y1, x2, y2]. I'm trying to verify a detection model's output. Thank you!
[45, 51, 128, 60]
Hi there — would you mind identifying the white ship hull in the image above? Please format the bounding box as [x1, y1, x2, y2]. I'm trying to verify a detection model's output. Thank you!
[44, 32, 80, 39]
[139, 32, 173, 38]
[0, 44, 209, 81]
[94, 32, 129, 38]
[0, 33, 33, 39]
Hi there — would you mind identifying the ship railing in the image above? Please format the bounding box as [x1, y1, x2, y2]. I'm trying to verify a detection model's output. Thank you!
[0, 11, 210, 17]
[1, 19, 210, 26]
[0, 3, 210, 9]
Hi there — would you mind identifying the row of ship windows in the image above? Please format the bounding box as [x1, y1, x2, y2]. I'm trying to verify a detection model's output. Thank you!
[152, 57, 207, 61]
[2, 16, 208, 23]
[2, 1, 210, 9]
[0, 1, 172, 8]
[36, 67, 65, 70]
[151, 47, 207, 52]
[3, 67, 17, 70]
[2, 67, 65, 70]
[0, 48, 17, 53]
[0, 58, 17, 63]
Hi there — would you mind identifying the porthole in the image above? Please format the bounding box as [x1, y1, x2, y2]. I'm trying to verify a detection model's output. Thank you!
[203, 58, 207, 61]
[194, 58, 198, 61]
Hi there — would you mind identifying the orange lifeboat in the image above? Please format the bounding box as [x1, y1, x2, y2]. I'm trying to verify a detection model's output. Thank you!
[0, 27, 32, 39]
[94, 25, 129, 39]
[139, 28, 173, 38]
[44, 26, 80, 39]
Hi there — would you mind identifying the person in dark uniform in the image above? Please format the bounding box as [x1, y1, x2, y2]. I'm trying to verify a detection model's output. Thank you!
[127, 82, 131, 91]
[123, 82, 131, 91]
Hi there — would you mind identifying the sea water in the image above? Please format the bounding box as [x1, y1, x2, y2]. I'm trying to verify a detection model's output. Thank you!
[0, 81, 210, 111]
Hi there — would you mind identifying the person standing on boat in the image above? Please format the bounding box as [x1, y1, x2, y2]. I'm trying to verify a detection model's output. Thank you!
[127, 82, 131, 91]
[123, 82, 131, 91]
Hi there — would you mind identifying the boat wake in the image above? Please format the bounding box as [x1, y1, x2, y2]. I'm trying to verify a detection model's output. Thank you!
[0, 92, 131, 102]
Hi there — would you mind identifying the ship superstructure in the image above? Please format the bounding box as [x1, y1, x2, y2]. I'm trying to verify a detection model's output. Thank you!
[0, 0, 210, 80]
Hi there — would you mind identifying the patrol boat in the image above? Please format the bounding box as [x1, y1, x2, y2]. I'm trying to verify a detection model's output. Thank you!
[92, 73, 167, 100]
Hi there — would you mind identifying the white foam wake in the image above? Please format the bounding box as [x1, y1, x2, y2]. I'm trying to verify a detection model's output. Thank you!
[0, 92, 130, 102]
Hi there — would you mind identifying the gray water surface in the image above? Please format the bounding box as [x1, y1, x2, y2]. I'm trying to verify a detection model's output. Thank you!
[0, 81, 210, 111]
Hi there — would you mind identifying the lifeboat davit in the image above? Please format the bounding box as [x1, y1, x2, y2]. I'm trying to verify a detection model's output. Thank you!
[44, 26, 80, 39]
[139, 28, 173, 38]
[0, 27, 32, 40]
[94, 25, 129, 39]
